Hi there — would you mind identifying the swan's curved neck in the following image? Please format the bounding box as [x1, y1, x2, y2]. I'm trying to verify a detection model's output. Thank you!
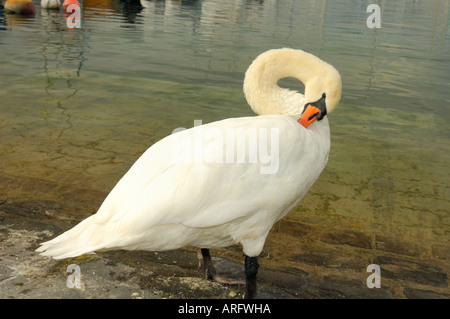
[243, 48, 341, 116]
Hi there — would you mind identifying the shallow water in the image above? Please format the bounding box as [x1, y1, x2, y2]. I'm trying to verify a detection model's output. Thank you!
[0, 0, 449, 290]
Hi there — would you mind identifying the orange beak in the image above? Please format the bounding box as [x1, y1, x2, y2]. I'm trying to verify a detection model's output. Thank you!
[298, 104, 321, 128]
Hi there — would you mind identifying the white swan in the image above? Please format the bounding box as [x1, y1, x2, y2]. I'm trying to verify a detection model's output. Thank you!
[41, 0, 61, 9]
[36, 48, 342, 298]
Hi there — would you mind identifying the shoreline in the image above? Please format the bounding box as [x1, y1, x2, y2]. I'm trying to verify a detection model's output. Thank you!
[0, 196, 448, 299]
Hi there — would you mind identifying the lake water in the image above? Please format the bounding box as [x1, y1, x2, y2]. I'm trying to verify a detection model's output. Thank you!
[0, 0, 449, 294]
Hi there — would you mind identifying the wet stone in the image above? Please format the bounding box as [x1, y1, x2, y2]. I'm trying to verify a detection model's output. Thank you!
[375, 235, 421, 257]
[274, 220, 312, 238]
[0, 227, 9, 241]
[382, 268, 448, 288]
[376, 256, 446, 274]
[0, 200, 62, 220]
[317, 281, 394, 299]
[321, 229, 372, 249]
[403, 288, 449, 299]
[259, 268, 308, 292]
[431, 244, 450, 261]
[0, 265, 15, 282]
[0, 211, 61, 235]
[373, 255, 448, 288]
[289, 252, 333, 267]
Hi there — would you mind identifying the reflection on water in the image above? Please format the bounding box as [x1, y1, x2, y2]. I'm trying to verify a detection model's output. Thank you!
[0, 0, 449, 294]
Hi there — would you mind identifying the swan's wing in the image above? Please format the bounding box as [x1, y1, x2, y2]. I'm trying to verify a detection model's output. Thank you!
[92, 116, 324, 233]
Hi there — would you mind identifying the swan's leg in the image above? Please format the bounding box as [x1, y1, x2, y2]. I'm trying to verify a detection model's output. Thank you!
[200, 248, 245, 285]
[201, 251, 259, 298]
[201, 248, 216, 280]
[244, 255, 259, 299]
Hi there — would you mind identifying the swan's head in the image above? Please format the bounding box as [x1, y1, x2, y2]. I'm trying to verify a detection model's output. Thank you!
[243, 48, 342, 126]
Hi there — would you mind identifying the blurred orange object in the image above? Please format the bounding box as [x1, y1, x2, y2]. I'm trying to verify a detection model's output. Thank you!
[62, 0, 80, 10]
[4, 0, 37, 15]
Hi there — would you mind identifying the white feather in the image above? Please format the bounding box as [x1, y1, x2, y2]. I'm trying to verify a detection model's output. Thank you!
[41, 0, 60, 9]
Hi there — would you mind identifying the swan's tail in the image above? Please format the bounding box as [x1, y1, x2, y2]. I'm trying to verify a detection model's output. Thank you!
[36, 216, 110, 259]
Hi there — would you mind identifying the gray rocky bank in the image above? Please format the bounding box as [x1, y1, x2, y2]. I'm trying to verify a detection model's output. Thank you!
[0, 199, 448, 299]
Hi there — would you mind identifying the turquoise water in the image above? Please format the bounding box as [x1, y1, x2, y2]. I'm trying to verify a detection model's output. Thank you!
[0, 0, 449, 280]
